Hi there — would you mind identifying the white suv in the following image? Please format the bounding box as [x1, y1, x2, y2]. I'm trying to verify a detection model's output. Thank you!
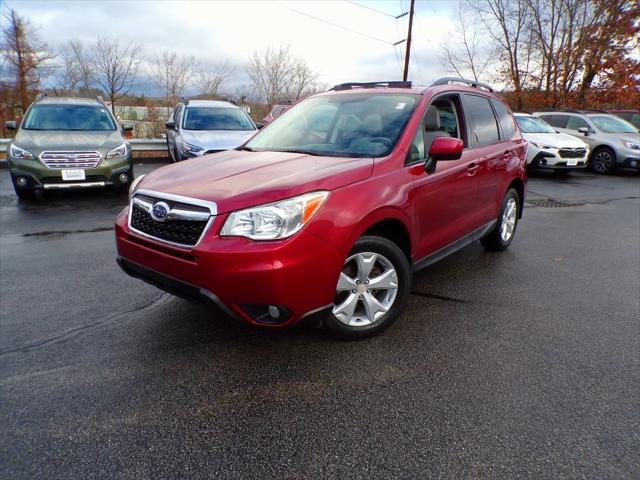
[514, 113, 589, 173]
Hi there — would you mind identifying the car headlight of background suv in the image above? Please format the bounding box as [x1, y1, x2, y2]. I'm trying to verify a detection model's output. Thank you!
[10, 144, 34, 160]
[221, 191, 329, 240]
[106, 142, 128, 159]
[182, 141, 204, 155]
[623, 141, 640, 151]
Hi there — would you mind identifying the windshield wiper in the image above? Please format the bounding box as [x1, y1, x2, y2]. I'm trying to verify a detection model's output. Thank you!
[271, 149, 322, 156]
[236, 146, 255, 151]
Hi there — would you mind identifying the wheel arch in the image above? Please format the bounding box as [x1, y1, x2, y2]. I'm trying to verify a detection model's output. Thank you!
[348, 209, 413, 263]
[507, 177, 526, 218]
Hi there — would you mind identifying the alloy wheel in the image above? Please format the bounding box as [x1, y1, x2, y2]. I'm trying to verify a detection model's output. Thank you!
[500, 197, 517, 242]
[332, 252, 399, 327]
[593, 151, 612, 173]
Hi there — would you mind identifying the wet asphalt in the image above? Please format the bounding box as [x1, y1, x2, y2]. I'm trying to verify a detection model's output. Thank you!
[1, 163, 639, 479]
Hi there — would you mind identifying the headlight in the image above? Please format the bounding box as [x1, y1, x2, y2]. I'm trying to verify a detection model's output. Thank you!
[128, 174, 145, 200]
[10, 144, 34, 160]
[221, 191, 329, 240]
[624, 141, 640, 151]
[182, 141, 204, 154]
[107, 142, 128, 158]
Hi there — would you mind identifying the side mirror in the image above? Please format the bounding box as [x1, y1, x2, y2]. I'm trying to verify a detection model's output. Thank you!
[121, 122, 134, 132]
[255, 122, 265, 130]
[165, 121, 176, 130]
[577, 127, 589, 136]
[428, 137, 464, 161]
[5, 120, 17, 130]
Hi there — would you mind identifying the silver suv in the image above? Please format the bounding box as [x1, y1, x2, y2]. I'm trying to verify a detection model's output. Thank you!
[165, 99, 257, 162]
[533, 110, 640, 174]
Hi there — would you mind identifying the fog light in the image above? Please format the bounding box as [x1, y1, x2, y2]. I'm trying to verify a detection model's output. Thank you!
[268, 305, 280, 319]
[631, 160, 638, 168]
[539, 159, 547, 166]
[16, 177, 27, 186]
[118, 173, 129, 183]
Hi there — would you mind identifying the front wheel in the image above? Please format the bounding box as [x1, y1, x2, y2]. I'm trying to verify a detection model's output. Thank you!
[324, 236, 411, 340]
[590, 147, 616, 174]
[481, 188, 520, 251]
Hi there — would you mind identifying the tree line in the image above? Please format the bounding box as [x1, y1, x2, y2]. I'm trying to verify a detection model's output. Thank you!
[440, 0, 639, 110]
[0, 8, 324, 124]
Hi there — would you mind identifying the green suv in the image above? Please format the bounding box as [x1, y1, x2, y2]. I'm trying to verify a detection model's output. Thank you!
[6, 96, 134, 199]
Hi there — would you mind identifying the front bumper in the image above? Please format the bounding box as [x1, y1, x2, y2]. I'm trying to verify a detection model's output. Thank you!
[115, 207, 343, 328]
[530, 151, 588, 169]
[8, 154, 132, 190]
[621, 156, 640, 170]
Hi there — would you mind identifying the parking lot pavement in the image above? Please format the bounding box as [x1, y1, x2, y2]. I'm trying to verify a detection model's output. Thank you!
[1, 165, 638, 479]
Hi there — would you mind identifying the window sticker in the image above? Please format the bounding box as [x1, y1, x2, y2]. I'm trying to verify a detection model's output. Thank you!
[396, 102, 406, 110]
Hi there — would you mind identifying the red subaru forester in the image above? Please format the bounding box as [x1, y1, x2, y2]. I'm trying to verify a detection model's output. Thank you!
[116, 79, 527, 339]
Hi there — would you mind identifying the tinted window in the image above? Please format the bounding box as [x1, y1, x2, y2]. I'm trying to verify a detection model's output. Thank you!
[539, 115, 568, 128]
[566, 115, 590, 131]
[247, 93, 419, 158]
[22, 104, 117, 131]
[492, 100, 517, 139]
[183, 107, 256, 131]
[463, 94, 499, 146]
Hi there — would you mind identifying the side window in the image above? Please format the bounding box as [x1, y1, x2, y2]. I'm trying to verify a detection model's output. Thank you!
[541, 115, 568, 128]
[463, 94, 500, 147]
[566, 115, 589, 131]
[491, 99, 517, 140]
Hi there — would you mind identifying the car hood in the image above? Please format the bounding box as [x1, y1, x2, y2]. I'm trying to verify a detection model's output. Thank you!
[13, 130, 124, 154]
[523, 132, 588, 149]
[181, 129, 256, 151]
[136, 150, 374, 214]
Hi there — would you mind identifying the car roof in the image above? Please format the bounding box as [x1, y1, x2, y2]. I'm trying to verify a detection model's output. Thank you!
[315, 84, 505, 101]
[35, 97, 104, 106]
[183, 100, 239, 109]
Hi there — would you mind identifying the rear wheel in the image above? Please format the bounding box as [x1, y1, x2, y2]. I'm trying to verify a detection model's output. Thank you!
[481, 188, 519, 251]
[324, 236, 411, 340]
[590, 147, 616, 174]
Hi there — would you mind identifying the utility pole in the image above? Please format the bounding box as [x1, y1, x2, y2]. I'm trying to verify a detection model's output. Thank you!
[402, 0, 415, 82]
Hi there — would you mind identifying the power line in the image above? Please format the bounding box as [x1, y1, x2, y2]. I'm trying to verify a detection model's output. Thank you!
[343, 0, 397, 19]
[267, 0, 393, 45]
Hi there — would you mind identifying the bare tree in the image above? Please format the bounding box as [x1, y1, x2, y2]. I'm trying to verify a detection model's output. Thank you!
[68, 39, 94, 96]
[247, 45, 318, 108]
[195, 60, 235, 98]
[1, 9, 55, 112]
[92, 36, 141, 114]
[53, 44, 81, 95]
[149, 50, 198, 110]
[440, 2, 496, 82]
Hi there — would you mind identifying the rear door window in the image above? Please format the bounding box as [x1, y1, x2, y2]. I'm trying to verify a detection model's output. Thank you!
[462, 94, 499, 147]
[491, 99, 517, 140]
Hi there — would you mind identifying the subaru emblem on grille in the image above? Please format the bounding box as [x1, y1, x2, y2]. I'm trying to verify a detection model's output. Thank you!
[151, 201, 171, 222]
[66, 154, 77, 160]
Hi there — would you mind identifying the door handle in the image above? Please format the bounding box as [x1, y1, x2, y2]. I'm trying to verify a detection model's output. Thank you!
[467, 163, 479, 176]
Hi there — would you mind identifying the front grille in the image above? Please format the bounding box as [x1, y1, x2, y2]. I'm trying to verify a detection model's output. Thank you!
[40, 151, 101, 168]
[129, 193, 212, 247]
[558, 148, 587, 159]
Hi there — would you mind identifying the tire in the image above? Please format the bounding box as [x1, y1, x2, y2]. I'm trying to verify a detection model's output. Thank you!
[323, 236, 411, 340]
[590, 147, 616, 174]
[481, 188, 520, 251]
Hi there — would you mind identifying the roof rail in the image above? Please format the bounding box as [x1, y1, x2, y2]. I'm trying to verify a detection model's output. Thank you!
[330, 81, 412, 91]
[223, 98, 237, 105]
[35, 93, 48, 102]
[180, 96, 189, 106]
[431, 77, 494, 93]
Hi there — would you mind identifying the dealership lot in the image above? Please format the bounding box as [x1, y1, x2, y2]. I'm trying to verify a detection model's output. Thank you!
[1, 165, 638, 478]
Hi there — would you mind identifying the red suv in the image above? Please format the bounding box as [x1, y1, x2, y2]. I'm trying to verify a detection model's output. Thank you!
[116, 78, 527, 339]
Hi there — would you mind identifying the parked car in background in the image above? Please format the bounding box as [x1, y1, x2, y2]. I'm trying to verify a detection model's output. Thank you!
[514, 113, 588, 174]
[262, 102, 293, 125]
[533, 109, 640, 174]
[609, 109, 640, 129]
[116, 78, 527, 339]
[5, 95, 133, 199]
[165, 99, 257, 162]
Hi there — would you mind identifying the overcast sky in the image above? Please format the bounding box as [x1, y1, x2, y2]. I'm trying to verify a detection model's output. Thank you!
[4, 0, 459, 95]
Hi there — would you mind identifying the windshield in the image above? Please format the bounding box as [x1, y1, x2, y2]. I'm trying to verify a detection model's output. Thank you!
[183, 107, 256, 131]
[515, 116, 555, 134]
[23, 104, 117, 131]
[246, 93, 419, 158]
[590, 115, 638, 133]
